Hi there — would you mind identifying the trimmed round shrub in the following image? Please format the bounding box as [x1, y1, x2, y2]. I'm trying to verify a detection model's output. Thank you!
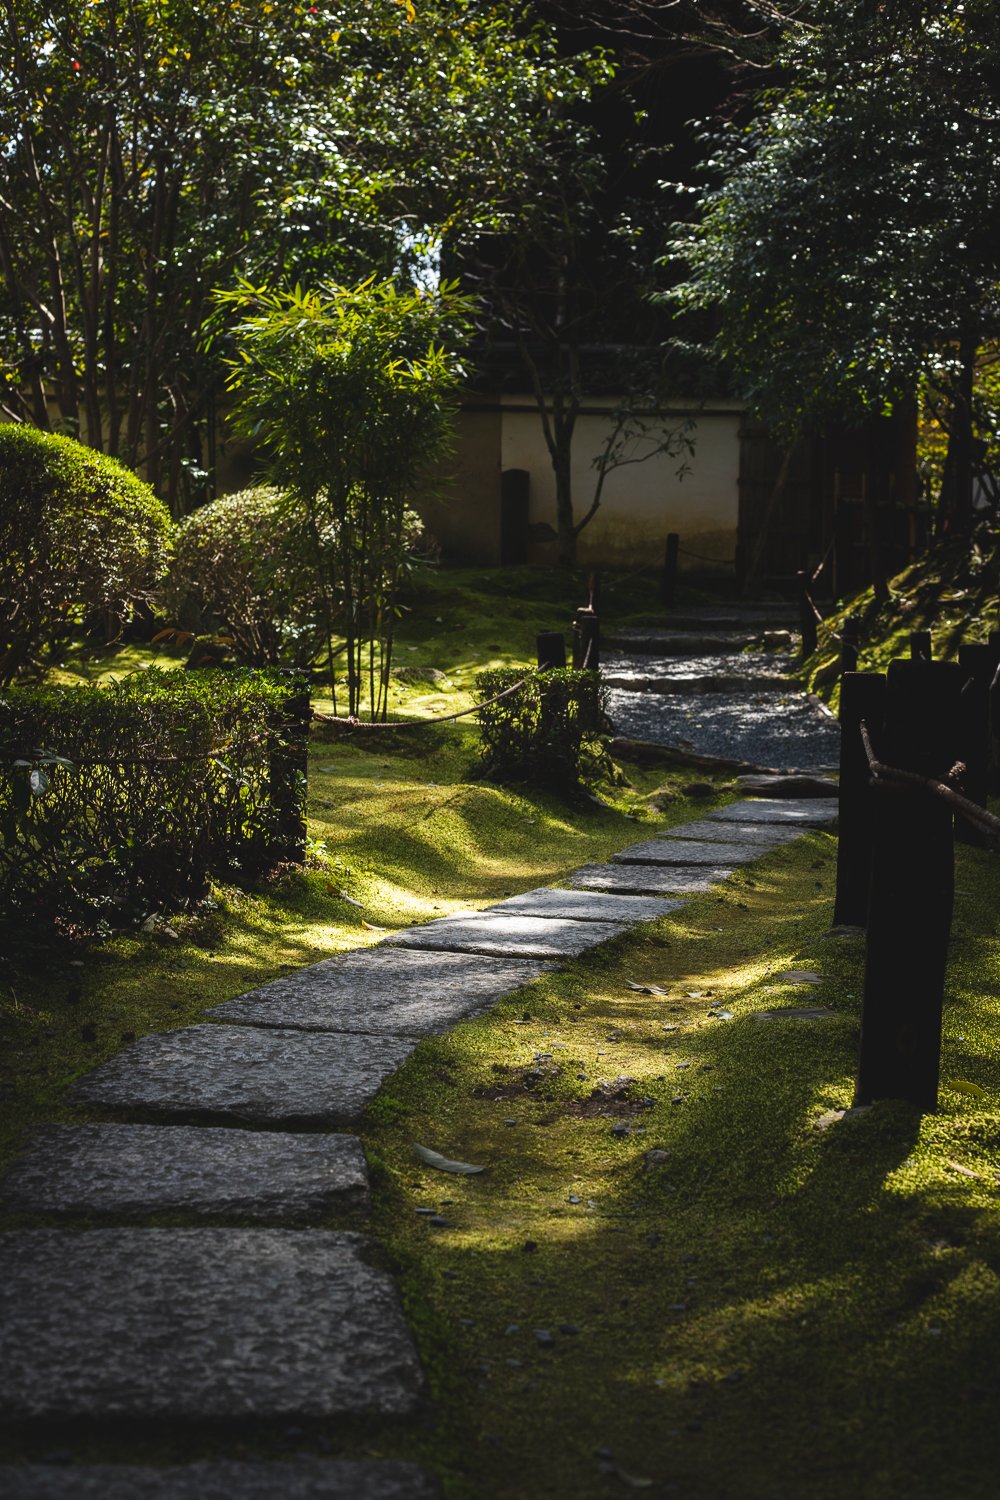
[160, 487, 327, 667]
[0, 424, 172, 682]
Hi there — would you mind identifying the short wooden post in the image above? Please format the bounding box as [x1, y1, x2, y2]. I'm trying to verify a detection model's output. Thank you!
[956, 644, 992, 844]
[587, 571, 602, 614]
[269, 673, 310, 864]
[855, 659, 960, 1110]
[660, 533, 679, 609]
[910, 630, 932, 661]
[536, 632, 566, 671]
[572, 609, 600, 671]
[797, 570, 817, 659]
[839, 614, 862, 674]
[833, 672, 886, 928]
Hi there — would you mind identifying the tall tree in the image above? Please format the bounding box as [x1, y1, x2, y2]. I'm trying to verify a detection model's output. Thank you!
[668, 0, 1000, 521]
[0, 0, 595, 511]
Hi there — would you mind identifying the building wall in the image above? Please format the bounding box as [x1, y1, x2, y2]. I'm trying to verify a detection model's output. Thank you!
[423, 394, 743, 571]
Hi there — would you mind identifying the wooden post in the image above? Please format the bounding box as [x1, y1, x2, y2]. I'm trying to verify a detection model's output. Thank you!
[956, 643, 992, 844]
[797, 570, 817, 659]
[660, 533, 679, 610]
[572, 609, 600, 671]
[587, 572, 602, 614]
[269, 673, 310, 865]
[839, 615, 862, 674]
[910, 630, 932, 661]
[833, 672, 886, 928]
[854, 659, 960, 1110]
[536, 632, 566, 671]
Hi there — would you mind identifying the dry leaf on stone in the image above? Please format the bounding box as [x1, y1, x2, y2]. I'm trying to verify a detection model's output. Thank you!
[946, 1080, 988, 1100]
[413, 1143, 487, 1175]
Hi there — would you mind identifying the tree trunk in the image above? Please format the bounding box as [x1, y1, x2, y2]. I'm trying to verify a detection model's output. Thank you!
[941, 332, 976, 527]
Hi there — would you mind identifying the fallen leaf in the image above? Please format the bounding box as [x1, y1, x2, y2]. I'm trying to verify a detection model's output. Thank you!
[361, 919, 386, 931]
[685, 991, 704, 998]
[709, 1008, 734, 1021]
[613, 1466, 655, 1489]
[339, 891, 363, 907]
[946, 1079, 988, 1100]
[627, 982, 669, 996]
[412, 1143, 487, 1175]
[945, 1159, 982, 1179]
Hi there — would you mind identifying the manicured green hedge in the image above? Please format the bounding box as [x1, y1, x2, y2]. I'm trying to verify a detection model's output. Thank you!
[475, 667, 608, 786]
[0, 424, 172, 682]
[0, 669, 306, 936]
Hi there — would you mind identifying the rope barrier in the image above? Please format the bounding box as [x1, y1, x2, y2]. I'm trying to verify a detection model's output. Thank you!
[859, 718, 1000, 847]
[313, 670, 540, 733]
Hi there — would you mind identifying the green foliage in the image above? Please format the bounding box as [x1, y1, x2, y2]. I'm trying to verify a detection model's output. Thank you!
[475, 666, 608, 787]
[160, 486, 327, 668]
[0, 669, 301, 935]
[669, 0, 1000, 439]
[0, 0, 600, 510]
[219, 276, 473, 717]
[0, 424, 172, 683]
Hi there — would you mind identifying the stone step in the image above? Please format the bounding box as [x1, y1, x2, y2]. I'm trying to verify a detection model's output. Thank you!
[565, 863, 735, 897]
[0, 1462, 441, 1499]
[612, 838, 765, 868]
[737, 772, 838, 799]
[660, 818, 808, 847]
[383, 912, 628, 961]
[71, 1026, 416, 1127]
[705, 797, 838, 827]
[483, 887, 687, 924]
[211, 948, 554, 1036]
[605, 631, 796, 656]
[0, 1230, 423, 1422]
[0, 1124, 369, 1221]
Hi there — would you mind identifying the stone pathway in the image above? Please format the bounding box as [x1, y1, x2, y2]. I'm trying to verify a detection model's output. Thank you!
[0, 795, 837, 1498]
[604, 603, 841, 769]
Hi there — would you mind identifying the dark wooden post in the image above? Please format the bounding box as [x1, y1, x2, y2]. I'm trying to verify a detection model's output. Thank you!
[797, 570, 817, 659]
[587, 571, 602, 614]
[855, 658, 960, 1110]
[956, 643, 992, 844]
[269, 673, 310, 864]
[833, 672, 886, 928]
[660, 533, 679, 610]
[536, 632, 566, 671]
[572, 609, 600, 671]
[910, 630, 932, 661]
[839, 615, 862, 674]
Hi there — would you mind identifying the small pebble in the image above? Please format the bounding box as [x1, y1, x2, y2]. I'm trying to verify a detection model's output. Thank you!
[522, 1239, 538, 1253]
[428, 1215, 450, 1228]
[534, 1329, 555, 1348]
[503, 1118, 517, 1126]
[504, 1323, 521, 1335]
[506, 1358, 523, 1369]
[610, 1123, 629, 1138]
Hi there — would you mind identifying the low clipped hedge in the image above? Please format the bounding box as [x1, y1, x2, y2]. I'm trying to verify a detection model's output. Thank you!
[0, 424, 172, 682]
[0, 669, 307, 936]
[475, 666, 608, 786]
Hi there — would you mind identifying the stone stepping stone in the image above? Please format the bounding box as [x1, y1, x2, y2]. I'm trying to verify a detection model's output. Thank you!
[383, 913, 628, 961]
[566, 863, 734, 896]
[612, 838, 761, 867]
[71, 1026, 416, 1127]
[753, 1007, 838, 1022]
[662, 818, 805, 847]
[0, 1125, 369, 1221]
[210, 948, 553, 1036]
[0, 1229, 423, 1421]
[704, 797, 838, 826]
[484, 887, 687, 924]
[0, 1462, 440, 1499]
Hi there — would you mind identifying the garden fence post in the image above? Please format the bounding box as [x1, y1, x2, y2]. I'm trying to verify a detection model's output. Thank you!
[910, 630, 932, 661]
[269, 673, 310, 864]
[956, 643, 992, 845]
[572, 609, 600, 671]
[797, 570, 817, 659]
[839, 614, 862, 674]
[854, 658, 960, 1110]
[660, 533, 679, 609]
[536, 633, 566, 671]
[833, 671, 886, 928]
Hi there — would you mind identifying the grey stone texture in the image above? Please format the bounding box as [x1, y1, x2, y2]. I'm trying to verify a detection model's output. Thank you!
[0, 1463, 441, 1500]
[612, 838, 762, 867]
[661, 818, 806, 846]
[0, 1124, 369, 1221]
[704, 797, 838, 826]
[484, 887, 687, 923]
[0, 1230, 423, 1421]
[384, 912, 628, 960]
[210, 947, 552, 1036]
[566, 863, 734, 896]
[71, 1025, 416, 1127]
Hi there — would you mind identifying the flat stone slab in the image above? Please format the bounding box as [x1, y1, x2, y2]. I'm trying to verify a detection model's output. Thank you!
[704, 797, 838, 826]
[383, 913, 628, 960]
[612, 838, 761, 867]
[0, 1125, 369, 1221]
[566, 863, 734, 896]
[71, 1026, 416, 1127]
[0, 1462, 440, 1499]
[754, 1007, 838, 1022]
[211, 947, 552, 1036]
[0, 1230, 422, 1421]
[662, 818, 805, 847]
[484, 887, 687, 924]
